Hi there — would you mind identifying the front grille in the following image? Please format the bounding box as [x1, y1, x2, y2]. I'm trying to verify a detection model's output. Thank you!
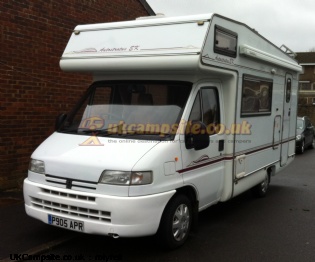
[45, 174, 97, 190]
[30, 197, 111, 222]
[41, 188, 96, 202]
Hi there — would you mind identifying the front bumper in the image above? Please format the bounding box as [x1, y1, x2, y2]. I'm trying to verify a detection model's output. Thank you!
[23, 178, 175, 237]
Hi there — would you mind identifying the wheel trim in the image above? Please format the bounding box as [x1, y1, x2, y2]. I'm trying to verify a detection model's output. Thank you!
[172, 204, 190, 242]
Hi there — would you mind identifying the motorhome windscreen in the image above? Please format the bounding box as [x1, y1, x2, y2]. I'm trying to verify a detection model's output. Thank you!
[58, 81, 192, 140]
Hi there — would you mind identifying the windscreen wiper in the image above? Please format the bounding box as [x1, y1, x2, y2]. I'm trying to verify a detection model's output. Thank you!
[78, 128, 117, 136]
[119, 131, 172, 138]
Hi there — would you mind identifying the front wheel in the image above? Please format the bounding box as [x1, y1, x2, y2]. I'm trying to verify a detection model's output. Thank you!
[158, 194, 192, 250]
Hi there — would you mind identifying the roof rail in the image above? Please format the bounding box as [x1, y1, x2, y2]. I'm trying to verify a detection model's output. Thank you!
[280, 44, 297, 58]
[136, 13, 165, 20]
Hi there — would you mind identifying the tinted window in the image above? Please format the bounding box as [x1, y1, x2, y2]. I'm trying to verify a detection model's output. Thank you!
[58, 81, 192, 140]
[214, 25, 237, 58]
[189, 87, 220, 127]
[241, 75, 273, 117]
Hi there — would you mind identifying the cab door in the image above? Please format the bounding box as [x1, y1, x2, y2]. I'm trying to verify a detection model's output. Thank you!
[179, 84, 224, 209]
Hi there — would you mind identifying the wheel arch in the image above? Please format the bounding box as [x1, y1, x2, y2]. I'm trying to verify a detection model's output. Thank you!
[173, 185, 200, 231]
[267, 165, 275, 177]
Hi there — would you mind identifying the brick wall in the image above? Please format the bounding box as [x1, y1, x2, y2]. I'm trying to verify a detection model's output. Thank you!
[300, 66, 315, 83]
[298, 105, 315, 125]
[298, 64, 315, 124]
[0, 0, 148, 190]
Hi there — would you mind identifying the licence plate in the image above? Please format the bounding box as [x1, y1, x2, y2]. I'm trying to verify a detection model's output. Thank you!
[48, 214, 84, 232]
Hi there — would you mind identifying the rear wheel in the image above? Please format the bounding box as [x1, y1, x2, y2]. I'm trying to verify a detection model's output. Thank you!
[158, 194, 192, 250]
[252, 172, 270, 198]
[298, 140, 305, 154]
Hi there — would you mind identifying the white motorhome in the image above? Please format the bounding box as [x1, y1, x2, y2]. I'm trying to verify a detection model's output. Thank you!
[24, 14, 301, 249]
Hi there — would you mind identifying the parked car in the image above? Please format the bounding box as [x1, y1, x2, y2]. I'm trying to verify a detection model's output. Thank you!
[296, 116, 315, 154]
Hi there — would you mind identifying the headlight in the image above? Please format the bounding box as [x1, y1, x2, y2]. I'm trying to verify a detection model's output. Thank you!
[29, 159, 45, 174]
[99, 170, 130, 185]
[296, 135, 302, 141]
[99, 170, 153, 185]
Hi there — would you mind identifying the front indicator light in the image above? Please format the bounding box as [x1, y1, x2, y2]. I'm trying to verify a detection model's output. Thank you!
[131, 171, 152, 185]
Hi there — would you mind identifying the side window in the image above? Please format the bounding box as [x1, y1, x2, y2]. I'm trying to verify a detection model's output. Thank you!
[286, 78, 291, 103]
[189, 92, 202, 122]
[241, 75, 273, 117]
[189, 87, 220, 128]
[201, 88, 220, 125]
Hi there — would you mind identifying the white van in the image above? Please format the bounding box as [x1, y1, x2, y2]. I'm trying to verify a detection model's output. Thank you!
[24, 13, 301, 249]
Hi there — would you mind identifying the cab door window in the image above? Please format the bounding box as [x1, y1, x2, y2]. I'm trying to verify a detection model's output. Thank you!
[189, 87, 220, 127]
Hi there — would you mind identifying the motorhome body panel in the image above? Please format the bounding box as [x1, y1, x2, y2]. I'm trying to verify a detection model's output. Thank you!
[60, 14, 211, 72]
[24, 13, 301, 242]
[200, 15, 300, 197]
[202, 15, 301, 75]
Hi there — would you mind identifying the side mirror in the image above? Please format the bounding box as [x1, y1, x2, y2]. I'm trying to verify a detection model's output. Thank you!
[185, 121, 210, 150]
[55, 113, 67, 130]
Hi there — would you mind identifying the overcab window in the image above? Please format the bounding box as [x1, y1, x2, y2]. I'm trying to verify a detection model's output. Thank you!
[241, 76, 273, 117]
[214, 25, 237, 58]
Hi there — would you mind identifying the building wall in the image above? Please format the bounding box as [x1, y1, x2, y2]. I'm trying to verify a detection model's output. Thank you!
[298, 64, 315, 124]
[0, 0, 148, 190]
[300, 66, 315, 83]
[298, 105, 315, 124]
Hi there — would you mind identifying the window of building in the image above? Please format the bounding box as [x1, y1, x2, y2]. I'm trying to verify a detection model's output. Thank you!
[299, 82, 312, 90]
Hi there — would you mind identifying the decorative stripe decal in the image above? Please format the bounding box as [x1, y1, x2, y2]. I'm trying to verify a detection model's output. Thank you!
[178, 156, 230, 174]
[178, 137, 296, 174]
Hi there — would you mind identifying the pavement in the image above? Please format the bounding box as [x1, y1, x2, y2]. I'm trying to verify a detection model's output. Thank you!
[0, 189, 76, 261]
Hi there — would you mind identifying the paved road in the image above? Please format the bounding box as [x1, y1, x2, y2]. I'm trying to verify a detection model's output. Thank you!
[0, 192, 75, 261]
[6, 148, 315, 262]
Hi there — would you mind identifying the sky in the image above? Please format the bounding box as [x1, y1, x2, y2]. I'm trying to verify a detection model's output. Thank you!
[146, 0, 315, 52]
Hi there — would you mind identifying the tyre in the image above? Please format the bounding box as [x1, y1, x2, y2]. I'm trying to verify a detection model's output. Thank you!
[158, 194, 192, 250]
[298, 140, 305, 154]
[309, 137, 315, 149]
[252, 172, 270, 198]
